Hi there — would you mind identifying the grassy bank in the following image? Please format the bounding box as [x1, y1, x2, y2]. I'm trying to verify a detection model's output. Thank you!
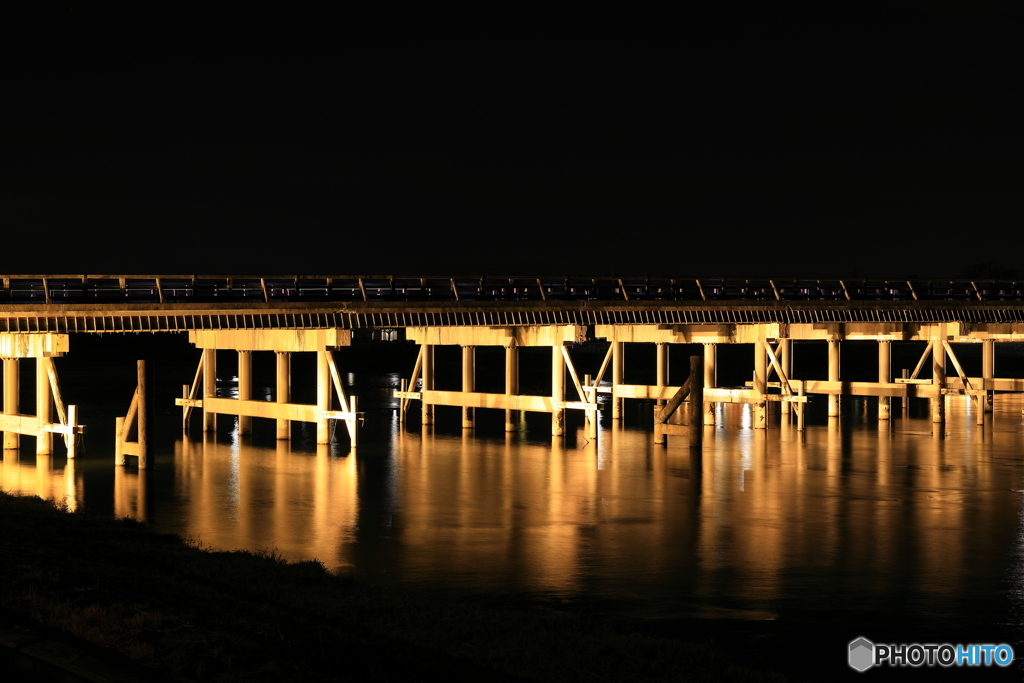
[0, 491, 796, 682]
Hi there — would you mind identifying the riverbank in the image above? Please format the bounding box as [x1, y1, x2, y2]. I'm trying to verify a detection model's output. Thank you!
[0, 490, 798, 682]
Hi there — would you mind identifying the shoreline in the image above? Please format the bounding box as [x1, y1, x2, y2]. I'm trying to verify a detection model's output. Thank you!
[0, 490, 798, 682]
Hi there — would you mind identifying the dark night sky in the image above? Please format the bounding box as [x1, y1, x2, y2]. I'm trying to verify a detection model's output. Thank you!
[2, 13, 1021, 278]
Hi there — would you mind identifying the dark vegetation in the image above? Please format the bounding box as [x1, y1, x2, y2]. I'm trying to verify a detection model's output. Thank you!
[0, 490, 797, 682]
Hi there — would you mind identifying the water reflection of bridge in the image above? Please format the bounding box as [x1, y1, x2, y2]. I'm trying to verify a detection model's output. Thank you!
[3, 275, 1024, 463]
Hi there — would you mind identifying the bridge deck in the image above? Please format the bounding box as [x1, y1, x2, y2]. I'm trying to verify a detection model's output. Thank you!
[1, 276, 1023, 332]
[1, 300, 1024, 332]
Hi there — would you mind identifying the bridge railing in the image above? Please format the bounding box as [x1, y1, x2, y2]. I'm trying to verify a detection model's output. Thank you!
[1, 276, 1022, 304]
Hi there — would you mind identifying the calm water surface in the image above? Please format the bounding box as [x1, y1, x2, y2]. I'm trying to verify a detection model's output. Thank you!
[5, 355, 1024, 677]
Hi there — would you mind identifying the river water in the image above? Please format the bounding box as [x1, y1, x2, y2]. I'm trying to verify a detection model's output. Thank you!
[3, 336, 1024, 678]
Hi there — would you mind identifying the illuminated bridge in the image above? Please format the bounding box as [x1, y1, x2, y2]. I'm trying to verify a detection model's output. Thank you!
[1, 275, 1024, 332]
[2, 275, 1024, 466]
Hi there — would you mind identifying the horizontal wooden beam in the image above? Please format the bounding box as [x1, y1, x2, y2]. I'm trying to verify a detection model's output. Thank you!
[947, 377, 1024, 391]
[789, 381, 909, 397]
[615, 384, 679, 400]
[202, 397, 320, 422]
[658, 424, 692, 436]
[321, 410, 362, 420]
[405, 325, 585, 347]
[186, 397, 364, 424]
[0, 334, 68, 358]
[0, 413, 85, 436]
[394, 390, 597, 412]
[0, 413, 40, 434]
[615, 384, 805, 403]
[190, 329, 350, 351]
[704, 388, 807, 404]
[42, 423, 86, 435]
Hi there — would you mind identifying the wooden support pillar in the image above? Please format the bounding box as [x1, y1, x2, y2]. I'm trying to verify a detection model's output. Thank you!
[779, 340, 792, 416]
[36, 358, 52, 454]
[878, 341, 891, 420]
[66, 404, 79, 456]
[137, 360, 151, 469]
[827, 340, 841, 417]
[422, 344, 434, 426]
[505, 345, 518, 432]
[611, 341, 624, 419]
[238, 351, 252, 435]
[932, 337, 945, 424]
[202, 349, 216, 432]
[462, 345, 475, 429]
[585, 373, 597, 439]
[276, 351, 290, 439]
[552, 345, 565, 436]
[349, 395, 358, 448]
[983, 339, 995, 412]
[655, 343, 668, 407]
[902, 368, 910, 416]
[689, 355, 703, 449]
[796, 382, 806, 431]
[116, 360, 152, 468]
[115, 417, 125, 466]
[317, 349, 330, 444]
[703, 343, 716, 425]
[4, 358, 18, 449]
[653, 401, 665, 444]
[753, 343, 767, 429]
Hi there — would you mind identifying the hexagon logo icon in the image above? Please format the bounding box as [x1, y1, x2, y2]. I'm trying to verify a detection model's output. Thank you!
[849, 637, 874, 672]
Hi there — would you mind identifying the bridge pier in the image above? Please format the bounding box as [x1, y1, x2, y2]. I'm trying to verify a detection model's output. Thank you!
[0, 334, 83, 456]
[590, 321, 1024, 439]
[394, 326, 594, 436]
[177, 330, 361, 447]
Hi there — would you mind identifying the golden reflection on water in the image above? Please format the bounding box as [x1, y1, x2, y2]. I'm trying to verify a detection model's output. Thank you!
[1, 450, 80, 511]
[154, 434, 358, 564]
[4, 394, 1024, 627]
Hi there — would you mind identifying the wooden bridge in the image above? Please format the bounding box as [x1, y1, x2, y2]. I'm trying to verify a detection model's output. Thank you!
[2, 275, 1024, 331]
[2, 275, 1024, 466]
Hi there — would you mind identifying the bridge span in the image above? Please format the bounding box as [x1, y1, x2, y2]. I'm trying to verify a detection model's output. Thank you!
[1, 275, 1024, 467]
[2, 275, 1024, 331]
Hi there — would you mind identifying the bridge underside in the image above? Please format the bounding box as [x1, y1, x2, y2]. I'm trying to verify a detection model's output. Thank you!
[3, 300, 1024, 332]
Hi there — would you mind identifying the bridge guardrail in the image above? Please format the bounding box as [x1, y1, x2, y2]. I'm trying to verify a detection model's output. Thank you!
[0, 276, 1022, 304]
